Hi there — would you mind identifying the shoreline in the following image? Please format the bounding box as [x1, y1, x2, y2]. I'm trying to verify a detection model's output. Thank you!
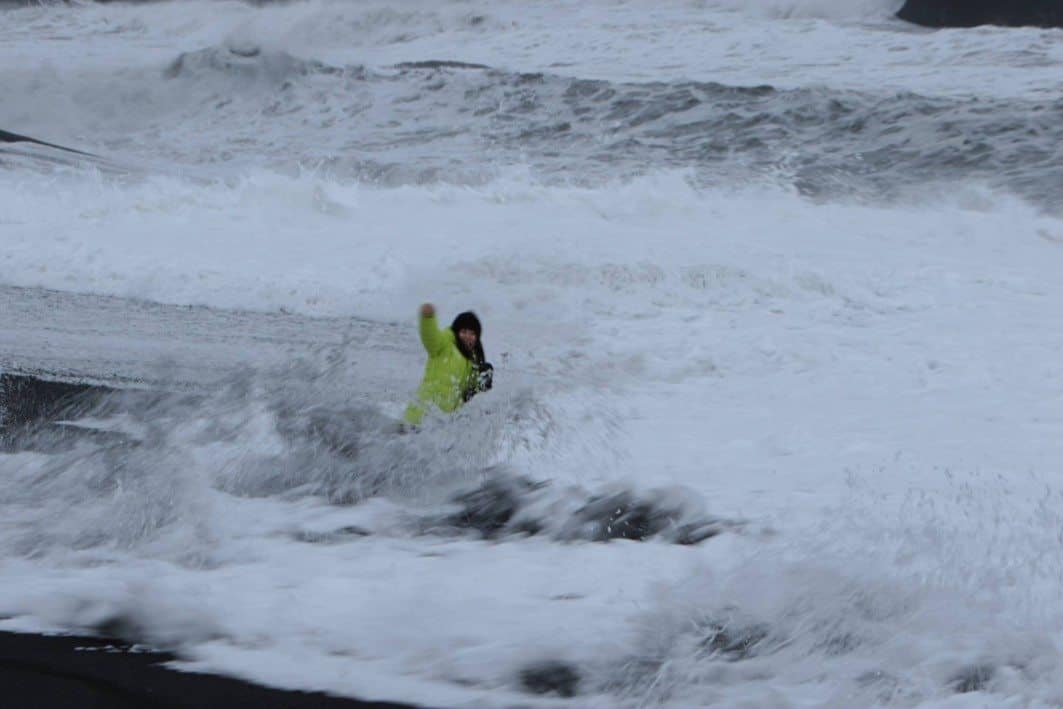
[0, 630, 419, 709]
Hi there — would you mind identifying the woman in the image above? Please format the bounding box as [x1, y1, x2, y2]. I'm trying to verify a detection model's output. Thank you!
[404, 303, 493, 425]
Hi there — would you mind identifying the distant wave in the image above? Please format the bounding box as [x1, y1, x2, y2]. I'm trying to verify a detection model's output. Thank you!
[163, 43, 348, 82]
[697, 0, 904, 20]
[5, 39, 1063, 207]
[0, 0, 902, 18]
[152, 44, 1063, 207]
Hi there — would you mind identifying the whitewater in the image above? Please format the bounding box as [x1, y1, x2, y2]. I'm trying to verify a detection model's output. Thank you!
[3, 0, 1063, 706]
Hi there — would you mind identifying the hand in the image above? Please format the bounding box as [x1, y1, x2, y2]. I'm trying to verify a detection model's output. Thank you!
[420, 303, 436, 318]
[477, 362, 493, 392]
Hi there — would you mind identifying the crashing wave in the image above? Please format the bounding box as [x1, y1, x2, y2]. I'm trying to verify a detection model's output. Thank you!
[164, 44, 351, 83]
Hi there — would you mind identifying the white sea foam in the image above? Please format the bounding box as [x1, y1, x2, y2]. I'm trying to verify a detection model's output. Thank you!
[4, 1, 1063, 706]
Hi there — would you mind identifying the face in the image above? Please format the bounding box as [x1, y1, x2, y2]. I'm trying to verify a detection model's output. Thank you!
[458, 328, 478, 350]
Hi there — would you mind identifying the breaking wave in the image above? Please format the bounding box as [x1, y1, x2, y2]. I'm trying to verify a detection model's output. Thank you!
[5, 41, 1062, 206]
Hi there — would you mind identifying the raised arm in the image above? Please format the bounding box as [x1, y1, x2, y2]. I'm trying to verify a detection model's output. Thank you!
[418, 303, 449, 356]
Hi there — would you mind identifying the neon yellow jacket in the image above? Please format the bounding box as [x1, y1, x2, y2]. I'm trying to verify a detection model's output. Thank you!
[404, 313, 477, 424]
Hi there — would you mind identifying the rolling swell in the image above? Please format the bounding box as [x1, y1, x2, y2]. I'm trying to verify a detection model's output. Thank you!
[5, 41, 1061, 206]
[147, 46, 1063, 207]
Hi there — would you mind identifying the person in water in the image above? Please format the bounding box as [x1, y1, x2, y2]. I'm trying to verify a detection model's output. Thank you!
[404, 303, 493, 425]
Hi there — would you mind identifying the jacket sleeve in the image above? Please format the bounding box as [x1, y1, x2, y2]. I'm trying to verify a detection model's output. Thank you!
[419, 314, 449, 356]
[477, 362, 493, 392]
[461, 362, 493, 403]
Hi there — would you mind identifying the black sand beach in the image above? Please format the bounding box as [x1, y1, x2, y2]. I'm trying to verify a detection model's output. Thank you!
[0, 631, 418, 709]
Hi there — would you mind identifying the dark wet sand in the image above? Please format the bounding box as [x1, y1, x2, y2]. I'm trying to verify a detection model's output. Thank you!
[0, 631, 418, 709]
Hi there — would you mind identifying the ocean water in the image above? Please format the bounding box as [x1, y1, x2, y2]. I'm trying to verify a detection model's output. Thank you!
[2, 1, 1063, 706]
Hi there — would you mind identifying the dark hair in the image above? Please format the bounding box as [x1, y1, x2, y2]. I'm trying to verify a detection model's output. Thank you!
[451, 311, 485, 364]
[451, 311, 492, 402]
